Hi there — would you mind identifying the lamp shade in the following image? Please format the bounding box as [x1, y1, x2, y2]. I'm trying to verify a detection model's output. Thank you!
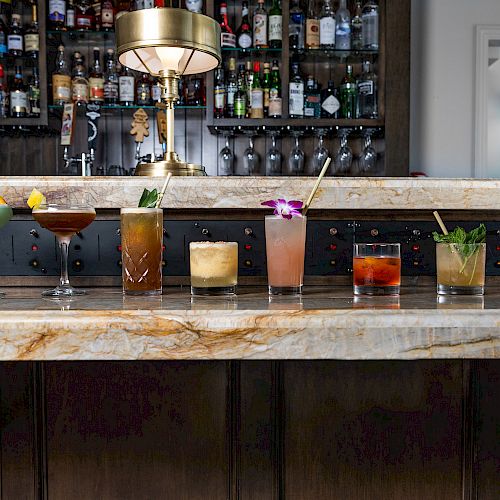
[116, 8, 221, 75]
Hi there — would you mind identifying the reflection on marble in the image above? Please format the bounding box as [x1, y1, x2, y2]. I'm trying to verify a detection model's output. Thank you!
[0, 287, 498, 361]
[2, 176, 500, 210]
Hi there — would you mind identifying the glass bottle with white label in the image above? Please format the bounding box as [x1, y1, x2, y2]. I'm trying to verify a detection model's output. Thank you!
[305, 0, 319, 50]
[319, 0, 335, 49]
[66, 0, 75, 29]
[269, 60, 282, 118]
[335, 0, 351, 51]
[53, 45, 72, 105]
[71, 52, 89, 103]
[28, 67, 41, 117]
[89, 47, 104, 103]
[357, 60, 378, 118]
[225, 57, 237, 117]
[236, 2, 252, 49]
[219, 3, 236, 48]
[10, 66, 28, 118]
[49, 0, 66, 31]
[268, 0, 282, 49]
[104, 49, 119, 105]
[24, 5, 39, 59]
[253, 0, 268, 49]
[119, 64, 135, 106]
[320, 79, 339, 118]
[250, 61, 264, 119]
[8, 14, 23, 58]
[289, 62, 304, 118]
[362, 0, 379, 50]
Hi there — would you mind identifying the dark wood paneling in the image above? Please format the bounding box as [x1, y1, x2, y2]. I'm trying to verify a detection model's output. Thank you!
[44, 361, 228, 500]
[283, 360, 464, 500]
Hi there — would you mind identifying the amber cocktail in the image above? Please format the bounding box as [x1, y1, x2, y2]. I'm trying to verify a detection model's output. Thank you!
[353, 243, 401, 295]
[33, 204, 96, 297]
[121, 208, 163, 295]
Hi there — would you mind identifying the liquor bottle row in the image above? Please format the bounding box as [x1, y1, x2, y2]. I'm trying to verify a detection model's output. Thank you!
[217, 0, 379, 51]
[51, 45, 205, 106]
[47, 0, 204, 32]
[218, 128, 379, 176]
[289, 60, 377, 119]
[0, 63, 40, 118]
[214, 57, 282, 118]
[0, 4, 40, 60]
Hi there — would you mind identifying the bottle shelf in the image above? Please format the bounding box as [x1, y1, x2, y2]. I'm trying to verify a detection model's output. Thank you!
[221, 47, 282, 55]
[209, 118, 384, 131]
[48, 104, 206, 111]
[291, 48, 379, 60]
[47, 29, 115, 42]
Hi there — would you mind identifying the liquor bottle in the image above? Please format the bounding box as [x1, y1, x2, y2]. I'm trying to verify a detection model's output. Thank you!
[0, 64, 7, 119]
[24, 4, 40, 60]
[234, 64, 246, 119]
[335, 0, 351, 50]
[71, 52, 89, 103]
[319, 0, 335, 49]
[236, 2, 252, 49]
[289, 0, 305, 50]
[250, 61, 263, 118]
[362, 0, 379, 50]
[119, 64, 135, 106]
[262, 62, 270, 117]
[357, 60, 377, 118]
[136, 73, 151, 106]
[289, 62, 304, 118]
[48, 0, 67, 31]
[225, 57, 237, 117]
[214, 66, 225, 118]
[76, 0, 95, 31]
[253, 0, 268, 49]
[245, 60, 253, 117]
[8, 14, 23, 58]
[185, 0, 203, 14]
[89, 47, 104, 103]
[305, 0, 319, 50]
[219, 3, 236, 48]
[101, 0, 114, 31]
[151, 77, 161, 103]
[268, 59, 281, 118]
[104, 48, 119, 105]
[304, 75, 320, 118]
[66, 0, 76, 29]
[10, 66, 28, 118]
[185, 76, 204, 105]
[268, 0, 282, 49]
[92, 0, 102, 30]
[0, 14, 7, 58]
[52, 45, 72, 105]
[339, 64, 356, 118]
[351, 1, 362, 50]
[320, 79, 339, 118]
[28, 67, 40, 117]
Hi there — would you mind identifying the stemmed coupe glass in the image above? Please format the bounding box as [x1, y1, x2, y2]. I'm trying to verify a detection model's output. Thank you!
[243, 133, 261, 175]
[266, 132, 282, 176]
[32, 203, 96, 297]
[334, 128, 353, 176]
[358, 129, 377, 174]
[218, 134, 234, 176]
[311, 129, 330, 176]
[289, 131, 305, 175]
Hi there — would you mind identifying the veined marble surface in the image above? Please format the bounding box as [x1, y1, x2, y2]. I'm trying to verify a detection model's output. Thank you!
[0, 287, 497, 361]
[1, 176, 500, 210]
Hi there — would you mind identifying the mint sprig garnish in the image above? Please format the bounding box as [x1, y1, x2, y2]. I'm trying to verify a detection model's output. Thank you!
[138, 188, 159, 208]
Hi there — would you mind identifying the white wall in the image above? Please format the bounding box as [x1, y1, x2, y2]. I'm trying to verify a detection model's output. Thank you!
[410, 0, 500, 177]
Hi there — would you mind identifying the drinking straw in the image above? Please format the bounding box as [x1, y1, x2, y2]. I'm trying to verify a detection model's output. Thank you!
[433, 210, 464, 267]
[432, 211, 449, 235]
[302, 157, 332, 216]
[155, 173, 173, 208]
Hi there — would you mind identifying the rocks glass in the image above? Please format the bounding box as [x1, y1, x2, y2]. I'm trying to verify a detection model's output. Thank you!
[189, 242, 238, 295]
[121, 208, 163, 296]
[353, 243, 401, 296]
[436, 243, 486, 295]
[265, 216, 307, 295]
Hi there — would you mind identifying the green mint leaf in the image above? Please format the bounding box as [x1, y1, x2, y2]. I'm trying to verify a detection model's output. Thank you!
[433, 223, 486, 260]
[138, 188, 159, 208]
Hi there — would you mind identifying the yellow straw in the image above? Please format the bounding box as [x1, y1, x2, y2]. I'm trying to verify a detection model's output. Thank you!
[155, 173, 172, 208]
[302, 157, 331, 216]
[433, 211, 449, 235]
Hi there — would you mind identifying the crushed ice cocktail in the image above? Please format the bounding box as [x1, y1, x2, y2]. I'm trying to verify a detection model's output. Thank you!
[121, 208, 163, 296]
[189, 241, 238, 295]
[353, 243, 401, 296]
[32, 204, 96, 297]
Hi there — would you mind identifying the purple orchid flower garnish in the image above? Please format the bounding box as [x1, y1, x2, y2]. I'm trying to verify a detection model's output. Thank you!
[261, 199, 303, 219]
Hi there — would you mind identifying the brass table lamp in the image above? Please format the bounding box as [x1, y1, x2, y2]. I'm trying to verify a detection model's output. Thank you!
[116, 8, 221, 176]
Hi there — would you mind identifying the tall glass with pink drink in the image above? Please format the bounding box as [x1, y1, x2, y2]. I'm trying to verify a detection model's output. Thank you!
[265, 215, 307, 295]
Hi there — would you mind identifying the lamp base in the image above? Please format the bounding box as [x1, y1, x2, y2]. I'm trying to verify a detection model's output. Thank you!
[134, 159, 206, 176]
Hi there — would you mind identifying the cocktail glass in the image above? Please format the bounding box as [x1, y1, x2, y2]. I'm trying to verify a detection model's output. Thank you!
[32, 203, 96, 297]
[189, 241, 238, 295]
[436, 243, 486, 295]
[353, 243, 401, 295]
[265, 215, 307, 295]
[121, 208, 163, 296]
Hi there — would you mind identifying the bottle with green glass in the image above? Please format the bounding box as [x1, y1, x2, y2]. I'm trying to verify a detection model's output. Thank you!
[262, 62, 271, 117]
[234, 63, 247, 119]
[268, 0, 282, 49]
[269, 59, 282, 118]
[250, 61, 264, 118]
[339, 64, 357, 118]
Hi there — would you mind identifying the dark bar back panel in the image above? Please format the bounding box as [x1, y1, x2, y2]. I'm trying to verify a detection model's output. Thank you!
[1, 361, 498, 500]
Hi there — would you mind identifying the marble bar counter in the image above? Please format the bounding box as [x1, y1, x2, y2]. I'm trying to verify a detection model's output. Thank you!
[0, 286, 498, 361]
[2, 176, 500, 210]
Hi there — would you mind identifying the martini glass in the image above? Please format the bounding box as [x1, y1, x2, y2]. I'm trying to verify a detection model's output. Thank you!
[32, 204, 96, 297]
